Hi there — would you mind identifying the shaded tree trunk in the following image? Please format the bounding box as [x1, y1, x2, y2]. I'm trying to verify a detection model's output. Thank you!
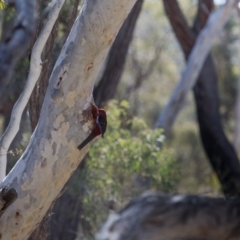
[193, 56, 240, 197]
[49, 161, 86, 240]
[163, 0, 240, 197]
[93, 0, 144, 107]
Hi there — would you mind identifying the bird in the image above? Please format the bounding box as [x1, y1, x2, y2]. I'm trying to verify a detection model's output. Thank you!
[77, 104, 107, 150]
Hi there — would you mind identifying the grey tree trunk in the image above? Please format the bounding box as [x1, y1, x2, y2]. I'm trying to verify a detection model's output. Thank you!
[0, 0, 137, 239]
[49, 1, 143, 239]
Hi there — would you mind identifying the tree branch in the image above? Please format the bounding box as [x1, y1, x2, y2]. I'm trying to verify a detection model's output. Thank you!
[63, 0, 81, 43]
[93, 0, 143, 107]
[154, 0, 238, 133]
[192, 1, 240, 197]
[29, 16, 60, 132]
[29, 2, 81, 239]
[162, 0, 213, 57]
[96, 192, 240, 240]
[0, 0, 66, 181]
[0, 0, 137, 239]
[0, 0, 37, 97]
[48, 1, 142, 238]
[164, 0, 240, 197]
[161, 0, 240, 197]
[193, 0, 213, 32]
[193, 54, 240, 197]
[162, 0, 195, 56]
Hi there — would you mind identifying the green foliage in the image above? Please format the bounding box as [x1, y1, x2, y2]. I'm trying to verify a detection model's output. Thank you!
[81, 100, 179, 237]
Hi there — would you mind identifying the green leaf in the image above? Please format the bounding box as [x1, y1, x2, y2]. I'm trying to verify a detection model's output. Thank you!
[80, 100, 180, 232]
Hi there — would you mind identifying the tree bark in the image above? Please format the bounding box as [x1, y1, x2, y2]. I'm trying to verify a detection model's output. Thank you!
[29, 1, 81, 239]
[48, 160, 86, 240]
[0, 0, 137, 239]
[93, 0, 144, 107]
[193, 56, 240, 197]
[0, 0, 37, 99]
[49, 2, 143, 239]
[162, 0, 240, 197]
[0, 0, 38, 180]
[96, 192, 240, 240]
[29, 16, 59, 132]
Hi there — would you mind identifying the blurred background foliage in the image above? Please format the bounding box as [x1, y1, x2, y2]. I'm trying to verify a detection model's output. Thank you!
[0, 0, 5, 10]
[80, 100, 179, 237]
[1, 0, 240, 239]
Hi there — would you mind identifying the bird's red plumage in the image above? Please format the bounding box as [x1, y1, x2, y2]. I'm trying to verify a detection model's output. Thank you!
[77, 105, 107, 150]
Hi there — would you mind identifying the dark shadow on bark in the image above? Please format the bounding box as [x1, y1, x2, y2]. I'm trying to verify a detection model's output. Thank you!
[93, 0, 144, 107]
[48, 161, 86, 240]
[163, 0, 240, 197]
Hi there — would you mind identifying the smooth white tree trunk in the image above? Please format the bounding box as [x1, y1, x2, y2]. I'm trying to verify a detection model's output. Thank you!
[0, 0, 137, 239]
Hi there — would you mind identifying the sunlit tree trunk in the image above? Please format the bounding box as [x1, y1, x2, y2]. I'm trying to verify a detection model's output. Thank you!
[0, 0, 137, 239]
[49, 1, 143, 239]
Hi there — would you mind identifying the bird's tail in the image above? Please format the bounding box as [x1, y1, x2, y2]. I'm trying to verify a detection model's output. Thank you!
[77, 133, 94, 150]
